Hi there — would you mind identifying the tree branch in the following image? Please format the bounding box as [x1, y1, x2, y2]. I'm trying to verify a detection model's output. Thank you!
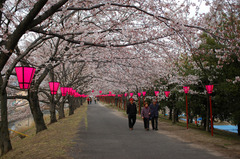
[7, 96, 28, 100]
[28, 0, 68, 29]
[30, 27, 173, 47]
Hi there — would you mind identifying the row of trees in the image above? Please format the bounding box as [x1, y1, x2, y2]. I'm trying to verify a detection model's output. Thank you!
[116, 1, 240, 135]
[171, 2, 240, 134]
[0, 0, 239, 156]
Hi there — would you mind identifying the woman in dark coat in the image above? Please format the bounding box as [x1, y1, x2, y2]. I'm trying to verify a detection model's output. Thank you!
[126, 98, 137, 130]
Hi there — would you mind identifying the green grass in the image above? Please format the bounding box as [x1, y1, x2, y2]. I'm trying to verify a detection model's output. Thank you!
[1, 104, 88, 159]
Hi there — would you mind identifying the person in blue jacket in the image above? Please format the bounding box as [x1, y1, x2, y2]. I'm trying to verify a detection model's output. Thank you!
[149, 100, 160, 130]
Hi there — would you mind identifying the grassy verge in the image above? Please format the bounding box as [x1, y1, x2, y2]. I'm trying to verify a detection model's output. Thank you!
[1, 104, 87, 159]
[158, 115, 240, 141]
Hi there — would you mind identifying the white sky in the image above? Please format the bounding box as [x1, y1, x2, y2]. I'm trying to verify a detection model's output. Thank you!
[189, 0, 210, 17]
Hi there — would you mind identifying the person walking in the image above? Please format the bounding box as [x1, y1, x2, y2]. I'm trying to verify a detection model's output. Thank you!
[87, 97, 90, 105]
[94, 97, 97, 104]
[149, 100, 160, 130]
[141, 102, 150, 131]
[90, 97, 92, 104]
[126, 98, 137, 130]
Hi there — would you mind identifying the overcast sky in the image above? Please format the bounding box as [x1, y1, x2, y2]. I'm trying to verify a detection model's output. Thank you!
[189, 0, 210, 17]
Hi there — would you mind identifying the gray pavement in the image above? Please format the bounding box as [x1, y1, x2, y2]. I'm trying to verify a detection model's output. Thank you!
[69, 102, 226, 159]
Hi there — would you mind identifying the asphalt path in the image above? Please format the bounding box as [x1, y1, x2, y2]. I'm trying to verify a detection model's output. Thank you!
[69, 102, 226, 159]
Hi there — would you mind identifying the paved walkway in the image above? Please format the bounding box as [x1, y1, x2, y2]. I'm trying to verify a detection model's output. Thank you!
[69, 102, 226, 159]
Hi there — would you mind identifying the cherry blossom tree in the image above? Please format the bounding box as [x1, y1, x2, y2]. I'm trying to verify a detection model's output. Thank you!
[0, 0, 71, 155]
[2, 0, 237, 156]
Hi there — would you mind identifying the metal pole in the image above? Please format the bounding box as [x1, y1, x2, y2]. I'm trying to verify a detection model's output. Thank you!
[118, 97, 120, 108]
[120, 96, 122, 109]
[138, 97, 141, 115]
[186, 94, 188, 129]
[209, 95, 213, 136]
[124, 98, 126, 110]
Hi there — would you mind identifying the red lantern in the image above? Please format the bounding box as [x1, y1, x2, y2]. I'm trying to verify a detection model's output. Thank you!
[137, 92, 141, 97]
[183, 86, 190, 94]
[142, 92, 146, 96]
[154, 91, 159, 96]
[15, 66, 36, 89]
[165, 91, 170, 98]
[74, 92, 79, 97]
[67, 87, 73, 95]
[130, 93, 133, 97]
[206, 85, 214, 94]
[99, 90, 102, 94]
[124, 93, 128, 97]
[72, 89, 76, 96]
[49, 82, 60, 95]
[60, 87, 68, 96]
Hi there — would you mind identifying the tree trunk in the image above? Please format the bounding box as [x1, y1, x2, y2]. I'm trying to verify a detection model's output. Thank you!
[176, 109, 179, 122]
[0, 79, 12, 155]
[169, 108, 172, 120]
[172, 109, 176, 123]
[206, 102, 210, 132]
[238, 122, 240, 136]
[68, 97, 74, 116]
[203, 118, 206, 128]
[50, 103, 57, 124]
[28, 90, 47, 133]
[69, 104, 74, 115]
[58, 102, 65, 119]
[77, 98, 81, 108]
[75, 98, 80, 108]
[190, 114, 193, 123]
[72, 98, 76, 110]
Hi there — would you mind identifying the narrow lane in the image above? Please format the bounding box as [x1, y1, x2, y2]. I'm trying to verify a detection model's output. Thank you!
[69, 102, 226, 159]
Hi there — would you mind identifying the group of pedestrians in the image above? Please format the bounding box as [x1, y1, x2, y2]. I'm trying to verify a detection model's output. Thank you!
[126, 98, 159, 131]
[87, 97, 97, 104]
